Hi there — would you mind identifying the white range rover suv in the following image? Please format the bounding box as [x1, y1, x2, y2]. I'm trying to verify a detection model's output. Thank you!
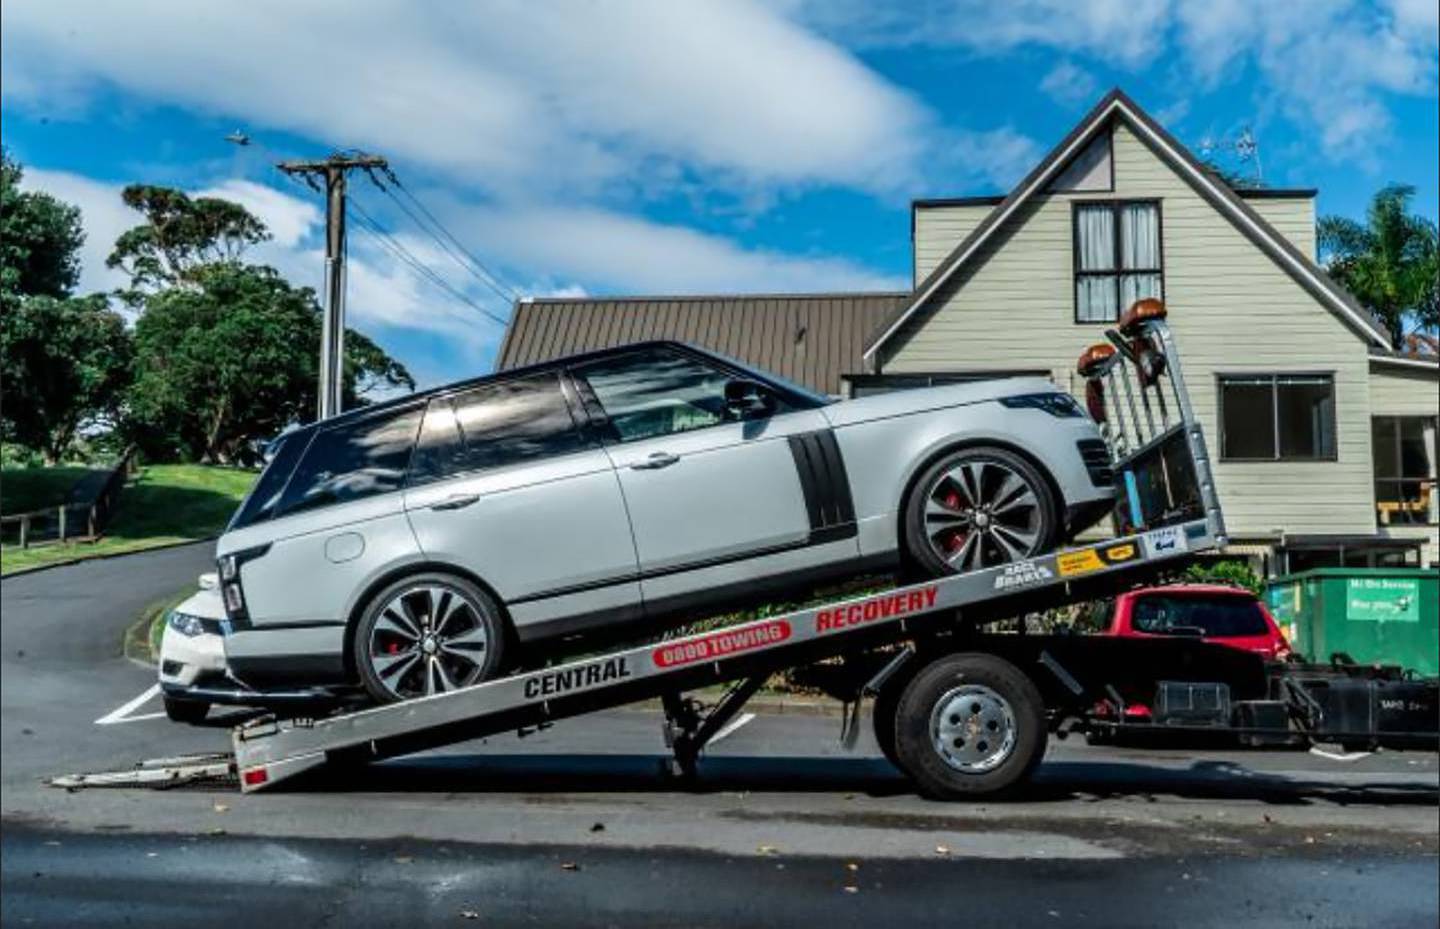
[213, 341, 1115, 705]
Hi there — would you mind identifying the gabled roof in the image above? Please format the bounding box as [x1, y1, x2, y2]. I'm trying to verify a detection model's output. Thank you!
[866, 88, 1391, 359]
[498, 291, 909, 395]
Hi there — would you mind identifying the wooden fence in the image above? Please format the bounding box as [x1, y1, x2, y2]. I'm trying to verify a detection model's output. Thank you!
[0, 449, 138, 549]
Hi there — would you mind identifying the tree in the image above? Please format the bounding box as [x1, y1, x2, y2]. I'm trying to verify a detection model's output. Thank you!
[1, 152, 84, 300]
[106, 184, 269, 299]
[127, 263, 414, 463]
[1319, 184, 1439, 348]
[0, 294, 132, 463]
[1, 152, 130, 462]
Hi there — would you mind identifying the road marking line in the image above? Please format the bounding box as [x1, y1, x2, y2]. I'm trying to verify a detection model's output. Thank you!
[95, 684, 161, 725]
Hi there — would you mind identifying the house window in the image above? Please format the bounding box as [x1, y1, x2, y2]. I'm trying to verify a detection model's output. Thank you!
[1372, 415, 1438, 525]
[1218, 374, 1336, 461]
[1073, 200, 1163, 323]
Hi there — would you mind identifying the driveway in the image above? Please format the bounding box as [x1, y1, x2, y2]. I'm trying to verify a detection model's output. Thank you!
[2, 546, 1436, 927]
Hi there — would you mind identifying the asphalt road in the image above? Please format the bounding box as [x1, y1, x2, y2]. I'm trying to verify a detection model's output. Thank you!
[2, 545, 1437, 928]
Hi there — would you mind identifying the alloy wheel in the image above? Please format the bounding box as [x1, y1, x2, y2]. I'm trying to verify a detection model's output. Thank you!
[922, 457, 1044, 571]
[365, 584, 491, 700]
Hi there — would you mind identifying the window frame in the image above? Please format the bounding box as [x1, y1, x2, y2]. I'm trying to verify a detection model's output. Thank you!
[1215, 372, 1339, 463]
[567, 343, 808, 446]
[1071, 198, 1165, 325]
[408, 368, 594, 487]
[269, 400, 427, 521]
[1371, 414, 1439, 526]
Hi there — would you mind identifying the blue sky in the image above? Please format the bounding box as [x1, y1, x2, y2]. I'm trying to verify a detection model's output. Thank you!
[3, 1, 1437, 389]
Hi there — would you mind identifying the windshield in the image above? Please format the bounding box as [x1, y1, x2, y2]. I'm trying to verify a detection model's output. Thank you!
[1131, 594, 1270, 638]
[226, 430, 312, 531]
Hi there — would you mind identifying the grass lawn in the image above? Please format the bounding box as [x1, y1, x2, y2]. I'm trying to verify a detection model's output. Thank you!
[0, 465, 106, 514]
[1, 464, 257, 575]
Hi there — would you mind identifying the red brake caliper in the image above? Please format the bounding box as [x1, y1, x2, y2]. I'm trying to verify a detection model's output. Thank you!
[944, 492, 966, 551]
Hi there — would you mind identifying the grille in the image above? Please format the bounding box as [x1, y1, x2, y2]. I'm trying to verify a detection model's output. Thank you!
[1076, 439, 1114, 487]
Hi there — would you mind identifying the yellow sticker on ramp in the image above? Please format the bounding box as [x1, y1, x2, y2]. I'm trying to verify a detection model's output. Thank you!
[1057, 550, 1105, 577]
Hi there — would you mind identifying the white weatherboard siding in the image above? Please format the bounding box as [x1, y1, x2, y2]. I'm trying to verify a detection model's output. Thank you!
[1369, 363, 1440, 416]
[914, 204, 993, 283]
[1246, 198, 1316, 261]
[882, 122, 1376, 539]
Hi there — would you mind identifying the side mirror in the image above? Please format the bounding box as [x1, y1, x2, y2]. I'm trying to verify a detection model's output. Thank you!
[723, 378, 776, 419]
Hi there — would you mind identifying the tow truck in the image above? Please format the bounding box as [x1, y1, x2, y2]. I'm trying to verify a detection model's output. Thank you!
[53, 302, 1440, 798]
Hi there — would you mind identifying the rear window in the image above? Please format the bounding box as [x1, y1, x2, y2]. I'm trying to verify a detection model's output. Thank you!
[1131, 595, 1270, 638]
[273, 407, 423, 519]
[228, 430, 311, 530]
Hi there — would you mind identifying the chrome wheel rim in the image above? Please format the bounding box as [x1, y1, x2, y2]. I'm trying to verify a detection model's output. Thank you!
[922, 457, 1043, 570]
[366, 584, 490, 700]
[930, 684, 1017, 773]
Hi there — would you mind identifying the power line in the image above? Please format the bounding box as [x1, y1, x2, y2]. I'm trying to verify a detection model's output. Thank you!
[367, 167, 521, 305]
[347, 197, 511, 330]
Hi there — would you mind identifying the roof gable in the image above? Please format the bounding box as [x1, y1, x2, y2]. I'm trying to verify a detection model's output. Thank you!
[866, 89, 1390, 359]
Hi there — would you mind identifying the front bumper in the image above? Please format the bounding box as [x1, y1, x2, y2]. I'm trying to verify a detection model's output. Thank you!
[159, 624, 350, 707]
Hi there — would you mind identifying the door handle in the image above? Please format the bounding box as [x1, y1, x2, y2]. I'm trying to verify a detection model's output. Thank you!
[630, 452, 680, 470]
[430, 493, 480, 511]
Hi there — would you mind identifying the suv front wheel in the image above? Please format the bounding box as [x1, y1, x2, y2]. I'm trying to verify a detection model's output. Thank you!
[354, 573, 506, 704]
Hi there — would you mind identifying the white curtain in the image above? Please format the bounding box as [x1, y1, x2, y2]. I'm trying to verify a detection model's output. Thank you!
[1076, 205, 1115, 321]
[1119, 203, 1161, 317]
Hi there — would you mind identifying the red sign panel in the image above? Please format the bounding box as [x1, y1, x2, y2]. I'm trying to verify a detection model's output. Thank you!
[814, 585, 938, 633]
[652, 620, 792, 669]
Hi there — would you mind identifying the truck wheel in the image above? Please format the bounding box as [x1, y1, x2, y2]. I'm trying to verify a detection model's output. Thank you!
[163, 695, 210, 724]
[871, 683, 902, 769]
[892, 653, 1047, 799]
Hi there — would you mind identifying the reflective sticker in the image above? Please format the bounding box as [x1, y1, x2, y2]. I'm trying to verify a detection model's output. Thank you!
[993, 561, 1055, 591]
[1141, 526, 1188, 558]
[1104, 543, 1136, 561]
[653, 620, 792, 668]
[1057, 549, 1105, 577]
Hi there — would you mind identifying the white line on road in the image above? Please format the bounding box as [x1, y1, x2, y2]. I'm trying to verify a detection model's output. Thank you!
[95, 684, 161, 725]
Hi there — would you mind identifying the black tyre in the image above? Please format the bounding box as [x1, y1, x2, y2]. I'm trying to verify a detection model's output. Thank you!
[892, 652, 1048, 799]
[904, 446, 1059, 576]
[354, 572, 506, 704]
[163, 695, 209, 724]
[871, 682, 902, 769]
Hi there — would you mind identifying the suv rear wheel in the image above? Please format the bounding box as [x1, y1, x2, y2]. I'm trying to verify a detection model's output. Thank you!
[354, 573, 506, 704]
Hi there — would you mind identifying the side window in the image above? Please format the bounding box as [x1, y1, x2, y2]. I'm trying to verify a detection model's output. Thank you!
[409, 373, 585, 485]
[275, 407, 422, 518]
[228, 430, 311, 529]
[573, 348, 734, 442]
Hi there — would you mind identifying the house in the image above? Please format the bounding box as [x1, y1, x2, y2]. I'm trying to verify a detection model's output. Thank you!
[498, 89, 1439, 573]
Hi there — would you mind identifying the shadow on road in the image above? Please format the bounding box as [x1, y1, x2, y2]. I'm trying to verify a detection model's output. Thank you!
[282, 752, 1439, 807]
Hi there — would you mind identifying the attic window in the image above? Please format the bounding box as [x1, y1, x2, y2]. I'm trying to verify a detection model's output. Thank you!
[1073, 200, 1163, 323]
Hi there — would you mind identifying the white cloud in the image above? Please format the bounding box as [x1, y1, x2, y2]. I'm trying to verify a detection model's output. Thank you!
[461, 206, 907, 295]
[1039, 61, 1102, 109]
[17, 168, 136, 297]
[1, 0, 933, 198]
[196, 180, 320, 250]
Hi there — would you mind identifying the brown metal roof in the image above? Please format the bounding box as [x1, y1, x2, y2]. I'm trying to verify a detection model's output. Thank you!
[496, 292, 910, 395]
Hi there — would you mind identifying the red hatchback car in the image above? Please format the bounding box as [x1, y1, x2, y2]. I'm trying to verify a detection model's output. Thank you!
[1090, 583, 1292, 724]
[1104, 583, 1292, 659]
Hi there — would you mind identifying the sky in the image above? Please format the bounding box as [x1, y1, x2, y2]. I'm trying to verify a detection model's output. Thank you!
[3, 0, 1437, 390]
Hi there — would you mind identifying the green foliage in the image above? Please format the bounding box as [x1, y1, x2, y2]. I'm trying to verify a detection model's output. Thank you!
[1181, 558, 1264, 594]
[1319, 184, 1439, 347]
[1, 463, 256, 574]
[126, 263, 414, 462]
[1, 151, 84, 300]
[106, 184, 270, 299]
[0, 293, 132, 463]
[0, 465, 98, 515]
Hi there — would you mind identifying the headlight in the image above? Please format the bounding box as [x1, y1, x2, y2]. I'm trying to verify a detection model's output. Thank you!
[219, 555, 238, 582]
[168, 611, 209, 637]
[999, 392, 1085, 418]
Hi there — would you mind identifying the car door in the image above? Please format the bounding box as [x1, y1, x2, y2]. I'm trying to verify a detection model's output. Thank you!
[403, 371, 642, 640]
[568, 346, 855, 611]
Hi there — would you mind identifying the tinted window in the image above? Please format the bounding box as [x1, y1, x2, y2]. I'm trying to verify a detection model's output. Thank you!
[410, 373, 585, 484]
[574, 348, 736, 442]
[275, 407, 422, 518]
[228, 430, 312, 529]
[1131, 595, 1270, 638]
[1219, 374, 1335, 461]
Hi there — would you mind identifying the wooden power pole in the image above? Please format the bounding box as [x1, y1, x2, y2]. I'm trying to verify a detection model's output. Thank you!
[277, 152, 388, 420]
